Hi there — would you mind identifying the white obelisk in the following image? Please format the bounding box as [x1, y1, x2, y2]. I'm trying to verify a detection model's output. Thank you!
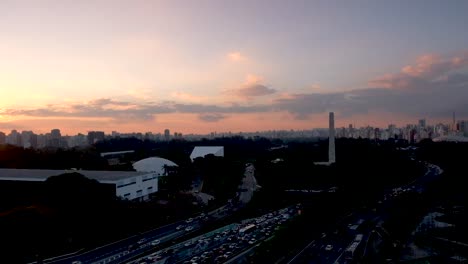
[328, 112, 336, 163]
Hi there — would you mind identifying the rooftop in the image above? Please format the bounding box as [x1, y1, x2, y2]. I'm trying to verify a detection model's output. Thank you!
[0, 168, 147, 183]
[190, 146, 224, 161]
[133, 157, 178, 175]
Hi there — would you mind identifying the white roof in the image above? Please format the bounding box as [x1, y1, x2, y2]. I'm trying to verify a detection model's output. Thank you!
[133, 157, 177, 175]
[190, 146, 224, 161]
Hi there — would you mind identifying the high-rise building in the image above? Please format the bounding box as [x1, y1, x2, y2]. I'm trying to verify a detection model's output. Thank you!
[88, 131, 105, 145]
[0, 132, 5, 145]
[30, 133, 38, 148]
[453, 112, 457, 132]
[164, 129, 170, 141]
[49, 129, 62, 148]
[329, 112, 336, 163]
[21, 131, 35, 148]
[458, 120, 468, 137]
[7, 130, 20, 146]
[418, 119, 426, 128]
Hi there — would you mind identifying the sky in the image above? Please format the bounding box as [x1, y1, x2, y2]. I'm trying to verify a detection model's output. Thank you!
[1, 0, 468, 135]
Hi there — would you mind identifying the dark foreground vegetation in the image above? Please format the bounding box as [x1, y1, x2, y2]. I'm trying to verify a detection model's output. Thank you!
[1, 137, 462, 263]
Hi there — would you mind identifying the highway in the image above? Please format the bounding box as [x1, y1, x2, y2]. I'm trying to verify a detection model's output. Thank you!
[285, 161, 443, 264]
[129, 204, 300, 264]
[31, 163, 258, 264]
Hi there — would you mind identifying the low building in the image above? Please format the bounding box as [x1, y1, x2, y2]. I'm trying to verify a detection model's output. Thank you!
[132, 157, 178, 175]
[0, 168, 159, 201]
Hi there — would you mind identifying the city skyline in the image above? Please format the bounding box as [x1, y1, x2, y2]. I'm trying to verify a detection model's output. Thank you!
[1, 1, 468, 134]
[1, 116, 466, 147]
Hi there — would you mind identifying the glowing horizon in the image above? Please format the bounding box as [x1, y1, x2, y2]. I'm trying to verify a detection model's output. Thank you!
[1, 1, 468, 134]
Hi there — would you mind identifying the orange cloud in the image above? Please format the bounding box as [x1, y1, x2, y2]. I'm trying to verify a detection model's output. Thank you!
[170, 92, 210, 103]
[127, 88, 153, 100]
[369, 52, 468, 88]
[400, 54, 440, 77]
[227, 51, 247, 62]
[225, 74, 276, 98]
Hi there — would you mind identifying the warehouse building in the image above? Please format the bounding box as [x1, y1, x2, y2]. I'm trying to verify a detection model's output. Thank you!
[0, 168, 159, 201]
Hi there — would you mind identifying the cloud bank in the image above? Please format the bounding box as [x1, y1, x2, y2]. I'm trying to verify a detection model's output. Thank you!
[2, 52, 468, 126]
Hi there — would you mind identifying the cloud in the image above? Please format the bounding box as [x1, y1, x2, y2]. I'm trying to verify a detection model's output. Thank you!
[277, 78, 468, 119]
[227, 51, 247, 62]
[2, 98, 171, 122]
[274, 52, 468, 119]
[127, 88, 153, 100]
[0, 98, 268, 123]
[226, 74, 277, 98]
[236, 84, 276, 97]
[309, 83, 322, 91]
[198, 113, 228, 122]
[2, 52, 468, 126]
[369, 52, 468, 89]
[171, 91, 209, 103]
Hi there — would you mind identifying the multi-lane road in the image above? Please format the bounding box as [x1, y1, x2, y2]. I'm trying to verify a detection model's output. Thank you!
[129, 205, 300, 264]
[286, 162, 443, 264]
[32, 163, 258, 264]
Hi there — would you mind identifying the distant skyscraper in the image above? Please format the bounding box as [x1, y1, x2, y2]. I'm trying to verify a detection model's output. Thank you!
[49, 129, 62, 147]
[88, 131, 105, 145]
[453, 112, 456, 131]
[21, 131, 35, 148]
[458, 120, 468, 137]
[164, 129, 170, 141]
[418, 119, 426, 128]
[329, 112, 336, 163]
[0, 132, 5, 145]
[7, 130, 20, 146]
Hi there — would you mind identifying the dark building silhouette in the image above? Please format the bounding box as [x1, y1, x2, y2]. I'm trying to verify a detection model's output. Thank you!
[88, 131, 105, 145]
[0, 132, 5, 145]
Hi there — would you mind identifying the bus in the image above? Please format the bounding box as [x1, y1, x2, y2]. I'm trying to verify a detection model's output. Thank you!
[239, 224, 256, 236]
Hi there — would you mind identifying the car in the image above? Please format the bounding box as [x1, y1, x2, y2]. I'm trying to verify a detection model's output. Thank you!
[229, 243, 237, 249]
[248, 238, 256, 244]
[128, 244, 137, 251]
[151, 239, 160, 246]
[185, 226, 194, 232]
[214, 256, 226, 263]
[191, 256, 200, 262]
[176, 225, 185, 230]
[184, 241, 193, 247]
[186, 218, 194, 223]
[147, 254, 162, 261]
[325, 244, 334, 251]
[138, 238, 147, 244]
[162, 248, 174, 256]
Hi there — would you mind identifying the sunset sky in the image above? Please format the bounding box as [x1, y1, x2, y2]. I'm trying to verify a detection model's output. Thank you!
[1, 0, 468, 135]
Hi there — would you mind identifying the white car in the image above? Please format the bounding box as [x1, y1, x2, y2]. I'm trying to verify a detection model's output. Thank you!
[184, 241, 192, 247]
[151, 239, 160, 246]
[185, 226, 194, 232]
[325, 244, 333, 251]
